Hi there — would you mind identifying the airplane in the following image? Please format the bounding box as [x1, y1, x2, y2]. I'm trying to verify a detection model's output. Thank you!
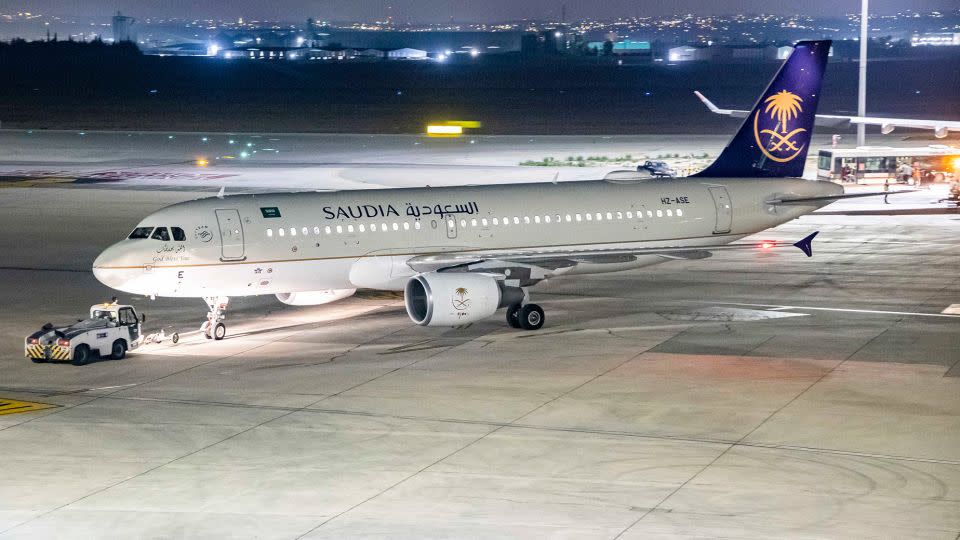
[94, 40, 880, 340]
[694, 90, 960, 139]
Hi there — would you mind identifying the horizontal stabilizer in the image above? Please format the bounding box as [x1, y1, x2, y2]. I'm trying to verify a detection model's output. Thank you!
[793, 231, 819, 257]
[768, 190, 916, 205]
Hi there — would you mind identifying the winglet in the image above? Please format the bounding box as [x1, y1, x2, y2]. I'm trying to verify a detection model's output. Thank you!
[793, 231, 819, 257]
[693, 91, 723, 114]
[216, 186, 225, 199]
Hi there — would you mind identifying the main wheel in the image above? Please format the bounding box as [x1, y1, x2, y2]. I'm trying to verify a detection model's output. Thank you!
[72, 345, 91, 366]
[171, 332, 179, 344]
[213, 323, 226, 341]
[201, 320, 213, 339]
[110, 339, 127, 360]
[519, 304, 545, 331]
[506, 304, 522, 329]
[31, 357, 46, 363]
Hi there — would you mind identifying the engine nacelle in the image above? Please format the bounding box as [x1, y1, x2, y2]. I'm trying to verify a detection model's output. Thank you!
[934, 126, 949, 139]
[275, 289, 356, 306]
[405, 273, 522, 327]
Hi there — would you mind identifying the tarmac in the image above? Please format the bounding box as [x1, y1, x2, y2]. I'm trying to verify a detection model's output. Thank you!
[0, 132, 958, 539]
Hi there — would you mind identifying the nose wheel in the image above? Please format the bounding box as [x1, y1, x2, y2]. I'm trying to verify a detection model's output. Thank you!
[201, 296, 229, 340]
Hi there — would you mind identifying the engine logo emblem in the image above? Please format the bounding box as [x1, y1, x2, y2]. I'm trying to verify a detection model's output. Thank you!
[452, 287, 470, 311]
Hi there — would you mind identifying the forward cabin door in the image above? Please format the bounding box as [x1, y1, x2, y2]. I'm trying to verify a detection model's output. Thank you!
[215, 209, 245, 260]
[707, 186, 732, 234]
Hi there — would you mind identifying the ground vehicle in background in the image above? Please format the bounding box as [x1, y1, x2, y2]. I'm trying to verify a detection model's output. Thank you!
[25, 303, 144, 366]
[637, 160, 676, 177]
[817, 146, 960, 184]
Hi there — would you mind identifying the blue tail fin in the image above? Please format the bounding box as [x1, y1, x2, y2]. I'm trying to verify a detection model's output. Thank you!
[693, 40, 832, 178]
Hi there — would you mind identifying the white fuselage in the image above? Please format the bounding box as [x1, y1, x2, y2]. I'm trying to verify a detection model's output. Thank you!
[92, 177, 842, 298]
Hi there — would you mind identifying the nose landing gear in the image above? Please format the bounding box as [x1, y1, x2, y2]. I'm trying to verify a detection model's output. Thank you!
[201, 296, 229, 340]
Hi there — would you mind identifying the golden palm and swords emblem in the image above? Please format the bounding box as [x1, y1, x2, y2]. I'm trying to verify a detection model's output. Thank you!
[753, 90, 807, 163]
[452, 287, 470, 311]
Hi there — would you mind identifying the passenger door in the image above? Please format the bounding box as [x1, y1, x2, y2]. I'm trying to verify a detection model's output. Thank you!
[215, 209, 245, 260]
[707, 186, 732, 234]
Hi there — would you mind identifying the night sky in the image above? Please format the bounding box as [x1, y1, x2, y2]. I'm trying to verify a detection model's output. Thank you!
[19, 0, 960, 22]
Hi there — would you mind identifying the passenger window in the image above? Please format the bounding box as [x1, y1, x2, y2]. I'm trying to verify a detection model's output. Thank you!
[617, 212, 623, 219]
[266, 229, 273, 237]
[348, 225, 355, 233]
[324, 226, 332, 235]
[392, 223, 399, 231]
[359, 224, 366, 232]
[647, 211, 653, 218]
[586, 213, 593, 221]
[336, 225, 343, 234]
[381, 223, 388, 232]
[171, 227, 186, 241]
[677, 209, 684, 217]
[402, 223, 409, 231]
[128, 227, 153, 239]
[606, 212, 613, 220]
[493, 218, 500, 226]
[151, 227, 171, 241]
[414, 222, 421, 230]
[534, 216, 541, 224]
[666, 209, 673, 217]
[290, 228, 297, 236]
[656, 210, 663, 217]
[545, 215, 551, 223]
[471, 219, 478, 227]
[565, 214, 572, 222]
[575, 214, 582, 222]
[481, 218, 488, 227]
[314, 226, 320, 235]
[502, 216, 509, 225]
[513, 217, 520, 225]
[302, 227, 308, 235]
[626, 211, 633, 218]
[279, 228, 285, 237]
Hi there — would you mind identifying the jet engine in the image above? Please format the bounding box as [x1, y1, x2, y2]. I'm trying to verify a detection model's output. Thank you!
[275, 289, 356, 306]
[934, 126, 949, 139]
[404, 272, 523, 327]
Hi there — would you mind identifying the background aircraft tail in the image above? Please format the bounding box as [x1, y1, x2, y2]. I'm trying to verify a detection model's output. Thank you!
[693, 40, 832, 178]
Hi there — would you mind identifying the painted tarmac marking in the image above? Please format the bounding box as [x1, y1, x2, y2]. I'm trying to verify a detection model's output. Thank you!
[942, 304, 960, 315]
[713, 302, 960, 319]
[0, 398, 58, 416]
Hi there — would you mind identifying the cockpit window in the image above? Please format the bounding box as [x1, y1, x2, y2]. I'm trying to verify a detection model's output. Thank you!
[128, 227, 153, 239]
[151, 227, 171, 241]
[171, 227, 186, 241]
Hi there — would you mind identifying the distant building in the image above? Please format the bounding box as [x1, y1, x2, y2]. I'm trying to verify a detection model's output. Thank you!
[221, 46, 307, 60]
[112, 12, 136, 44]
[911, 32, 960, 46]
[667, 45, 711, 62]
[387, 48, 427, 59]
[612, 40, 651, 55]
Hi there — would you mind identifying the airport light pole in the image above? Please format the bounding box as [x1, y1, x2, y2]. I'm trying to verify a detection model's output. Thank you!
[857, 0, 868, 147]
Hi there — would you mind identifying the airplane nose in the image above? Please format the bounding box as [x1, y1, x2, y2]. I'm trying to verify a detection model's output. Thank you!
[92, 244, 124, 289]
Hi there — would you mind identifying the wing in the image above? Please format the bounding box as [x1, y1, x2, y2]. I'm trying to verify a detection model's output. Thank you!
[406, 232, 819, 284]
[695, 91, 959, 137]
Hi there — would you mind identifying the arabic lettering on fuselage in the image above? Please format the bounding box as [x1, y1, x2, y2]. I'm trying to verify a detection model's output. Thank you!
[321, 202, 479, 220]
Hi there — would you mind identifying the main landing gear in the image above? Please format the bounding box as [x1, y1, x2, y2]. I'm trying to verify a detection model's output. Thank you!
[201, 296, 229, 340]
[506, 302, 545, 331]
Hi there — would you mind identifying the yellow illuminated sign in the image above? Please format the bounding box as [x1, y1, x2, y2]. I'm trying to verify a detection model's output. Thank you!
[426, 125, 464, 137]
[425, 120, 482, 137]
